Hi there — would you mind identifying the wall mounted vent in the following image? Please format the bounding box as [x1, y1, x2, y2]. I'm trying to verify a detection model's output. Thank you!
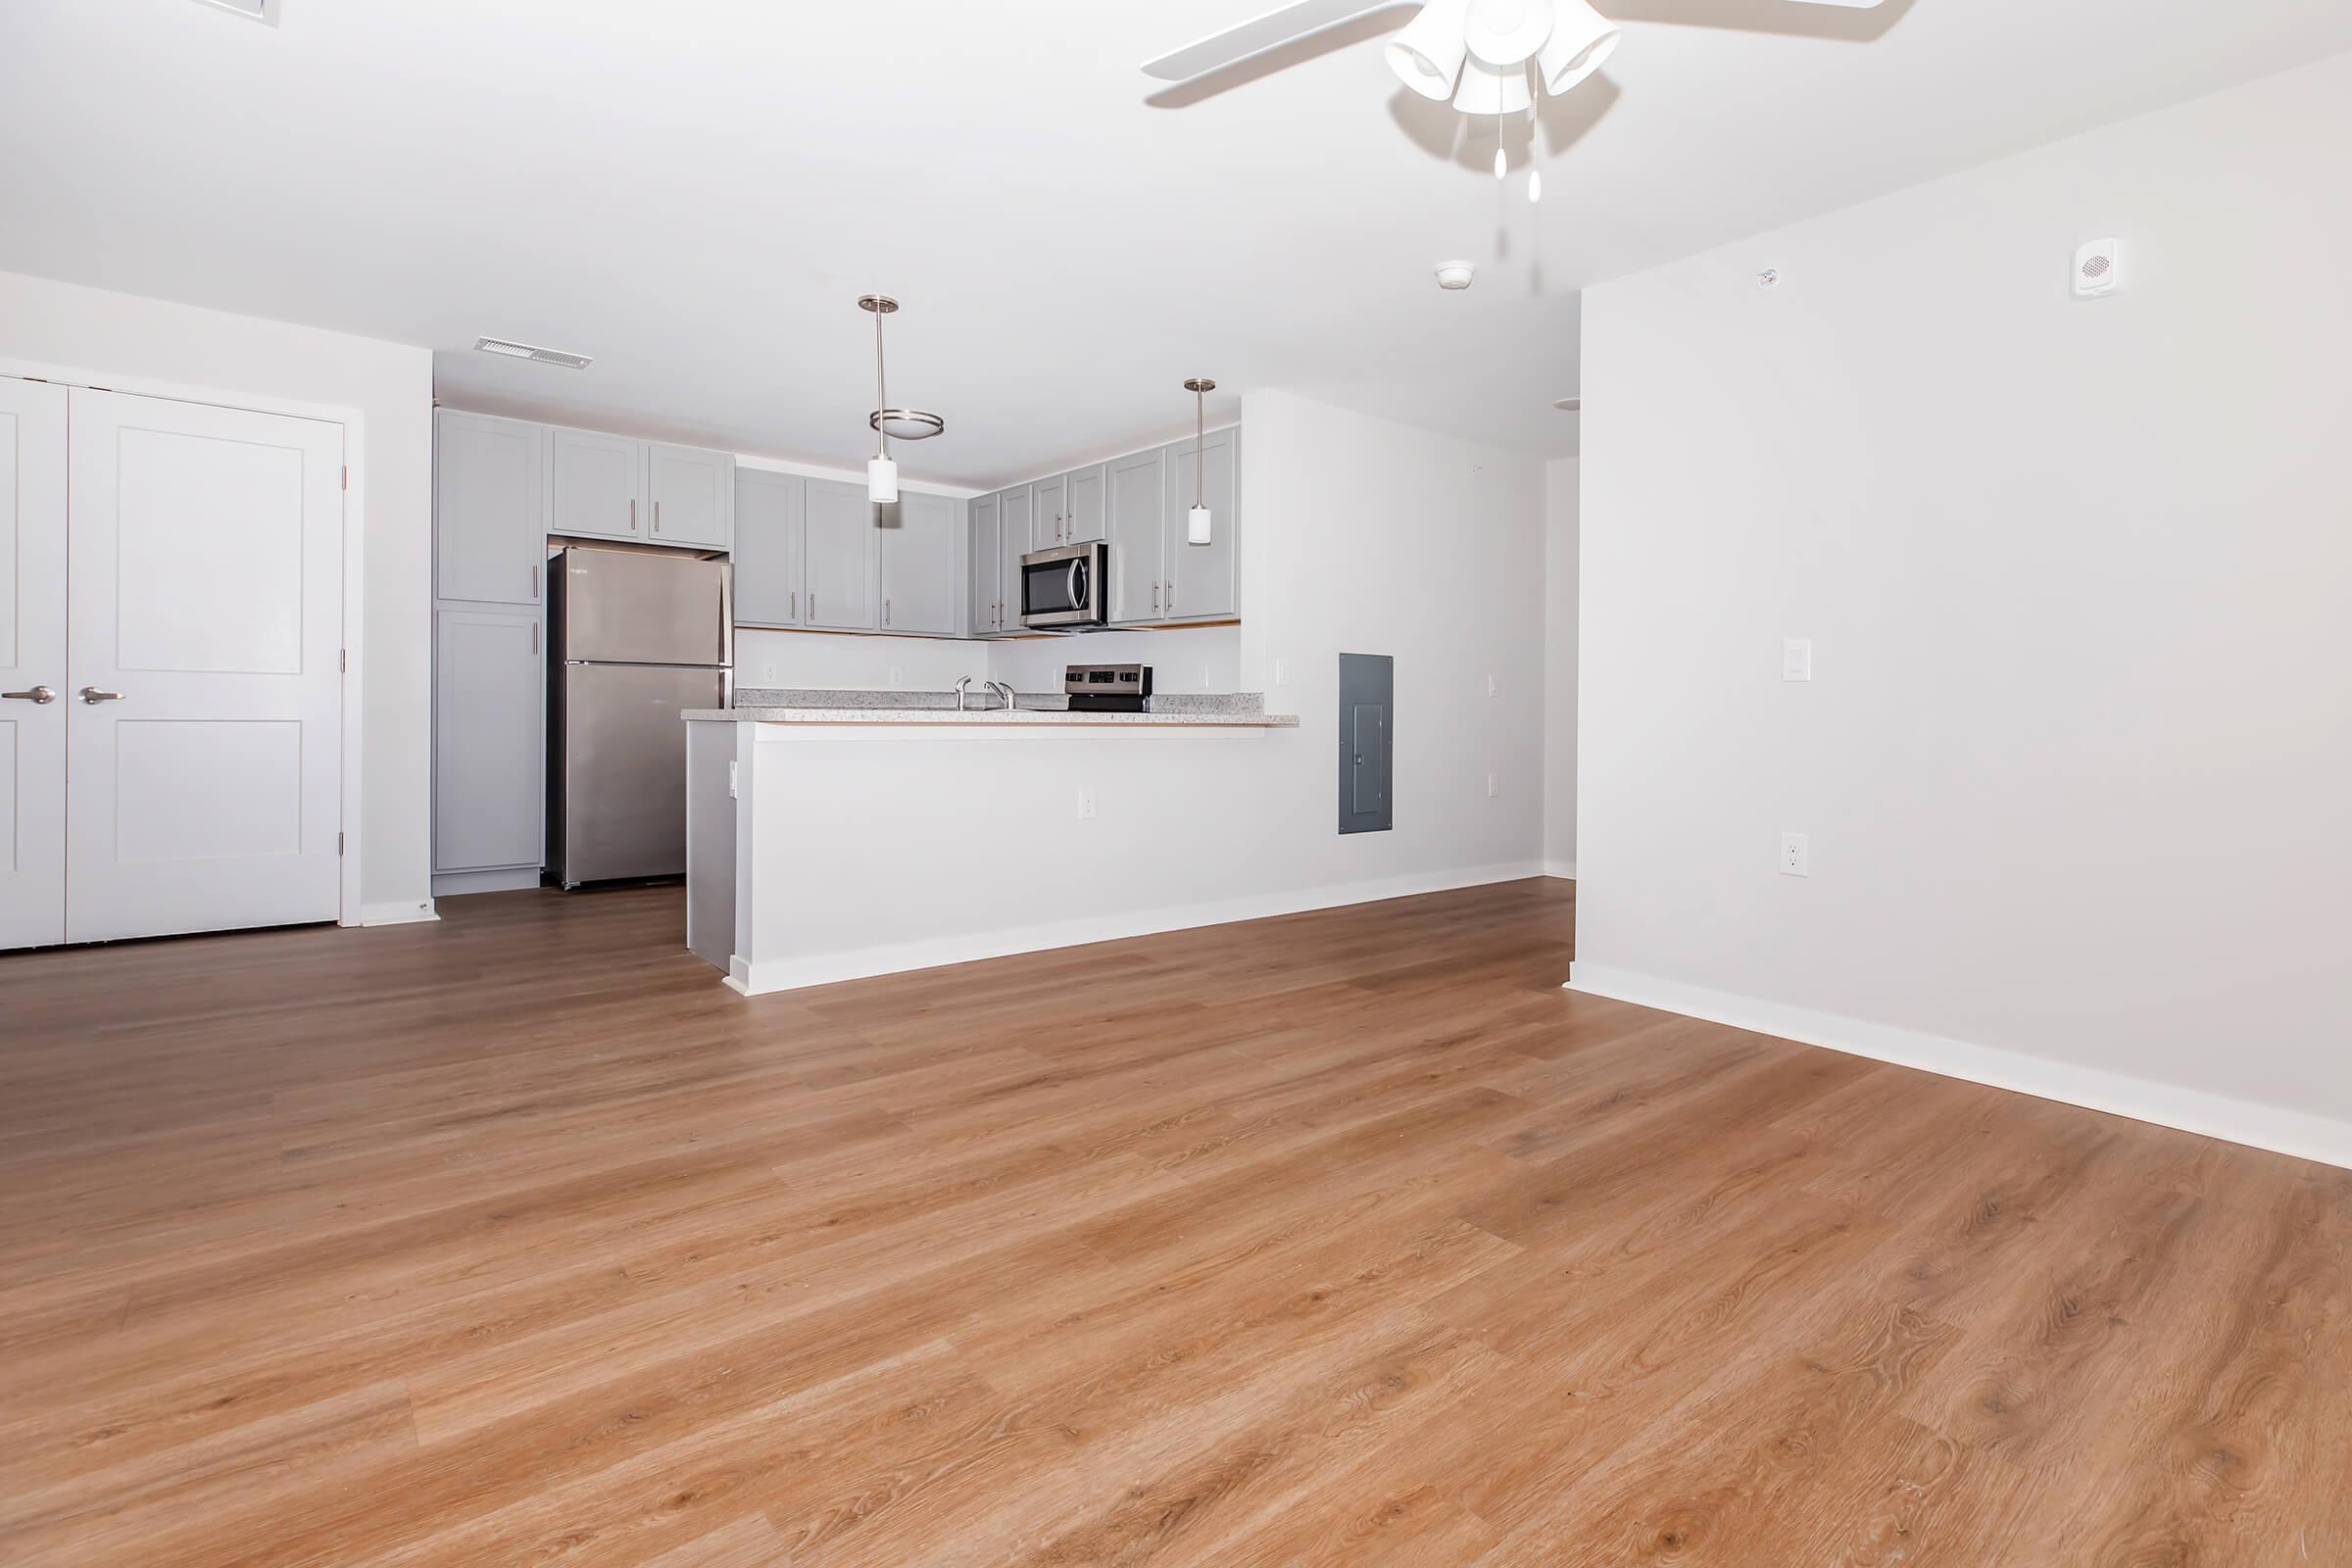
[473, 337, 594, 369]
[189, 0, 279, 24]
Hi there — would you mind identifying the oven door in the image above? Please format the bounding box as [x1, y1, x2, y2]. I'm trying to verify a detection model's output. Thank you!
[1020, 541, 1106, 630]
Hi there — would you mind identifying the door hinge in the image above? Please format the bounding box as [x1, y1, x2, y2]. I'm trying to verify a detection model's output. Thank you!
[341, 466, 350, 491]
[337, 831, 346, 856]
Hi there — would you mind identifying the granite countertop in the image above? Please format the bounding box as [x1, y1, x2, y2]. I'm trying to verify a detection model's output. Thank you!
[686, 688, 1298, 728]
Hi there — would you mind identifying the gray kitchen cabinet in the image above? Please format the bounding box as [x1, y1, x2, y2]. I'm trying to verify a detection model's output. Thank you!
[1105, 447, 1164, 624]
[968, 492, 1002, 634]
[550, 424, 645, 542]
[733, 469, 805, 626]
[435, 410, 547, 607]
[999, 485, 1034, 626]
[647, 442, 734, 551]
[803, 477, 878, 630]
[433, 606, 543, 873]
[880, 492, 960, 635]
[1032, 473, 1069, 549]
[1163, 426, 1239, 620]
[1062, 463, 1106, 544]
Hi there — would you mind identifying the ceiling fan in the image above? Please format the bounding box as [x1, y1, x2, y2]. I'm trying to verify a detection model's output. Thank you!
[1145, 0, 1885, 108]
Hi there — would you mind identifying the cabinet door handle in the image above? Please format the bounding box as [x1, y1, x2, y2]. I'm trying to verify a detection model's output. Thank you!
[654, 501, 662, 534]
[791, 591, 797, 620]
[530, 564, 540, 601]
[629, 498, 638, 532]
[1152, 581, 1159, 613]
[884, 597, 891, 626]
[1167, 580, 1176, 612]
[811, 594, 818, 621]
[530, 622, 540, 656]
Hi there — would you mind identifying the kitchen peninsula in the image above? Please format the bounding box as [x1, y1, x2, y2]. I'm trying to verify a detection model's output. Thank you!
[685, 691, 1300, 993]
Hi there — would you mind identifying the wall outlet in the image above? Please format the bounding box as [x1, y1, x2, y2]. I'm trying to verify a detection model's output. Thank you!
[1201, 662, 1213, 689]
[1275, 658, 1291, 688]
[1077, 786, 1096, 821]
[888, 665, 904, 687]
[1487, 673, 1498, 697]
[1488, 772, 1500, 799]
[760, 662, 777, 683]
[1781, 832, 1810, 877]
[1782, 639, 1812, 682]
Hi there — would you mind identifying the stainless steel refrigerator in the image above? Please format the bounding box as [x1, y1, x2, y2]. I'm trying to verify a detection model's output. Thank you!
[547, 547, 732, 887]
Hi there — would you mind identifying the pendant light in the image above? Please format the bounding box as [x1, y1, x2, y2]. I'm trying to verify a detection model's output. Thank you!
[1183, 377, 1215, 546]
[859, 294, 899, 503]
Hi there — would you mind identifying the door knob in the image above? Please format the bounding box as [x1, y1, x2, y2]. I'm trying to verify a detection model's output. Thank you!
[3, 685, 57, 705]
[79, 686, 124, 704]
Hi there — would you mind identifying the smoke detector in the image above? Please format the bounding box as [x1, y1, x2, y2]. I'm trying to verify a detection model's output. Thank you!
[1435, 261, 1476, 291]
[474, 337, 594, 370]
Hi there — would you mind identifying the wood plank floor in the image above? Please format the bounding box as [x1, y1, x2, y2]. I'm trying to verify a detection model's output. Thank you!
[2, 879, 2347, 1566]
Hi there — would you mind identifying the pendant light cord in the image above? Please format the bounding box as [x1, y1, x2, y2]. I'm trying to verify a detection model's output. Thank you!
[1195, 384, 1205, 508]
[873, 304, 890, 461]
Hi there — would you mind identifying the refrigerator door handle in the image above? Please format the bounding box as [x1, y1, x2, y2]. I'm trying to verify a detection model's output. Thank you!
[717, 562, 734, 667]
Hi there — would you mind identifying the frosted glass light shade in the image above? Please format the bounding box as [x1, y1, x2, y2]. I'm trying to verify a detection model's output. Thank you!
[1537, 0, 1619, 94]
[1452, 55, 1532, 116]
[1385, 0, 1469, 101]
[866, 456, 899, 504]
[1188, 504, 1212, 546]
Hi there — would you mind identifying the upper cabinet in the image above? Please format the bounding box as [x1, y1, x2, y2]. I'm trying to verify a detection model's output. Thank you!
[550, 425, 644, 543]
[969, 493, 1003, 635]
[733, 469, 804, 626]
[1031, 473, 1069, 551]
[1063, 464, 1106, 545]
[647, 443, 734, 551]
[800, 479, 879, 631]
[550, 426, 734, 551]
[1105, 449, 1164, 624]
[435, 410, 547, 608]
[880, 492, 959, 636]
[1163, 427, 1238, 621]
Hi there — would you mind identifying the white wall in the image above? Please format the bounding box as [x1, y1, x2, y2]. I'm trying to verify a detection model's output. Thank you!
[986, 625, 1242, 697]
[1236, 389, 1546, 880]
[1576, 53, 2352, 1165]
[0, 270, 434, 921]
[1544, 458, 1579, 878]
[736, 627, 986, 692]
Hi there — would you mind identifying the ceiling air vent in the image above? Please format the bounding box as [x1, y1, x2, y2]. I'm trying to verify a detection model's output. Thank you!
[190, 0, 280, 24]
[474, 337, 594, 370]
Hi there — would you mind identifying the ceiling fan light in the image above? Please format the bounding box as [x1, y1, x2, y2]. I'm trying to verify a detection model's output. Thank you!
[1463, 0, 1553, 68]
[1385, 0, 1470, 101]
[1452, 54, 1532, 116]
[1536, 0, 1619, 94]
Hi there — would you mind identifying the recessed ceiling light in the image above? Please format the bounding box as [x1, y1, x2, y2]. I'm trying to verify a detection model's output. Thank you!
[1553, 397, 1583, 413]
[474, 337, 594, 369]
[188, 0, 279, 24]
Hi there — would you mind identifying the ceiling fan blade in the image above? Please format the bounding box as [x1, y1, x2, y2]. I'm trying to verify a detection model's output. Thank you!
[1142, 0, 1396, 81]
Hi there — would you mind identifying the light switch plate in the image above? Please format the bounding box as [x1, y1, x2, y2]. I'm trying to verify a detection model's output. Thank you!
[1783, 639, 1813, 682]
[1077, 786, 1097, 821]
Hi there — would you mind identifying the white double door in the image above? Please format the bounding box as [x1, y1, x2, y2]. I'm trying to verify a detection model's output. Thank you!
[0, 376, 344, 949]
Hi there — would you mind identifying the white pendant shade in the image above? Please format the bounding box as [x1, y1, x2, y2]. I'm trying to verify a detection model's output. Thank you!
[866, 455, 898, 504]
[1463, 0, 1551, 67]
[1188, 504, 1213, 546]
[1384, 0, 1469, 101]
[1537, 0, 1619, 93]
[1453, 54, 1532, 116]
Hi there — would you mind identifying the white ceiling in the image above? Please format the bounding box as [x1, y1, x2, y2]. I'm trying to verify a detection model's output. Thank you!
[4, 0, 2348, 487]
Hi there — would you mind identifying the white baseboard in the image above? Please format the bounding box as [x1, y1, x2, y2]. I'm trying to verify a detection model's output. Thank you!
[1542, 859, 1577, 880]
[734, 860, 1548, 996]
[1565, 962, 2352, 1173]
[360, 901, 440, 927]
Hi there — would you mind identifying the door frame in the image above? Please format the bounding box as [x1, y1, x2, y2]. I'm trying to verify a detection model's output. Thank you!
[0, 354, 368, 930]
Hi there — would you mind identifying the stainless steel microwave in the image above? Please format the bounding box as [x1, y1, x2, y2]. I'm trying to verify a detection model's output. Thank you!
[1019, 540, 1107, 631]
